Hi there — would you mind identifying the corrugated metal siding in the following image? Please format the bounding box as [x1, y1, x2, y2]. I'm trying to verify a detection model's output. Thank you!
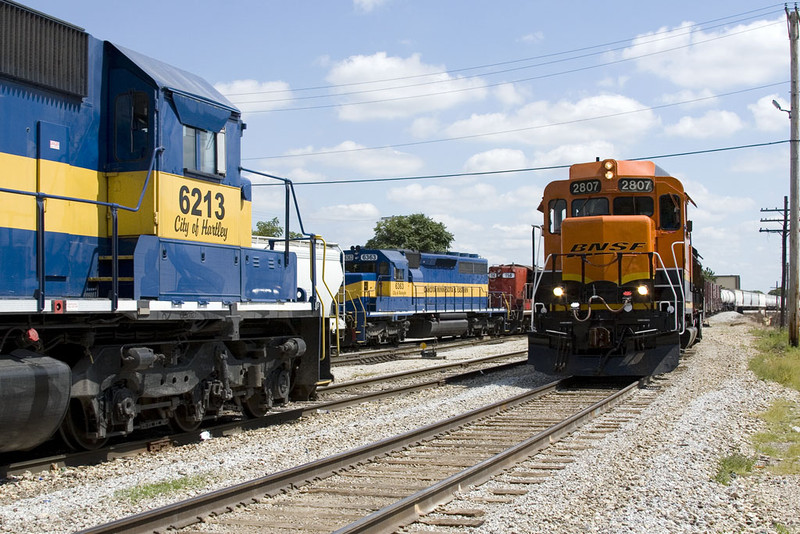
[0, 0, 88, 97]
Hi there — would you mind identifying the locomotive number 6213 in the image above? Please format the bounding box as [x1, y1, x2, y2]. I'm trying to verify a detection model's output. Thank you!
[179, 185, 225, 220]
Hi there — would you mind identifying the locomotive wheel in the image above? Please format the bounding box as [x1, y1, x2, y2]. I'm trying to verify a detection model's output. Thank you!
[170, 388, 206, 432]
[170, 403, 204, 433]
[58, 400, 109, 451]
[243, 389, 272, 418]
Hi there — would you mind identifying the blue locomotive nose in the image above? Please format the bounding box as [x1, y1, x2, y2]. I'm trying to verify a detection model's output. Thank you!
[0, 350, 71, 453]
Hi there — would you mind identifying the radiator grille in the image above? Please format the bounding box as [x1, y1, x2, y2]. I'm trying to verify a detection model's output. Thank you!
[0, 1, 88, 97]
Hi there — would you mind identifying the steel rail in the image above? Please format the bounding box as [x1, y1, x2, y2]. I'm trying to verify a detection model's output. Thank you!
[1, 352, 525, 478]
[319, 350, 526, 392]
[334, 379, 639, 533]
[76, 379, 564, 534]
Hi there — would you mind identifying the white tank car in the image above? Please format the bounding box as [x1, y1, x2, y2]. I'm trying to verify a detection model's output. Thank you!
[252, 237, 344, 318]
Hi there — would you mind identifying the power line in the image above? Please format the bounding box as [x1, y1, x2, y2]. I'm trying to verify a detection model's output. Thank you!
[247, 139, 790, 186]
[233, 19, 784, 114]
[242, 82, 788, 161]
[225, 4, 783, 100]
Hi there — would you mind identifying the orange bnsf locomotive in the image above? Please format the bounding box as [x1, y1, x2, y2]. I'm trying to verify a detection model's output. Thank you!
[528, 159, 701, 376]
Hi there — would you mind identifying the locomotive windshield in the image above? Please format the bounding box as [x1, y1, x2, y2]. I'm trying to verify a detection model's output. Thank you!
[613, 196, 654, 216]
[572, 197, 609, 217]
[345, 261, 376, 273]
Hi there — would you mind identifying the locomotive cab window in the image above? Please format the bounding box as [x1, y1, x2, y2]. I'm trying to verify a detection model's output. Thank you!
[346, 262, 376, 273]
[114, 91, 150, 161]
[183, 126, 226, 178]
[548, 199, 566, 233]
[659, 194, 682, 230]
[613, 196, 654, 216]
[572, 197, 609, 217]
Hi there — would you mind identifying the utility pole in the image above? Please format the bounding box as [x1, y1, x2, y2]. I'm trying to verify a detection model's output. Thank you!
[787, 6, 800, 345]
[760, 196, 788, 327]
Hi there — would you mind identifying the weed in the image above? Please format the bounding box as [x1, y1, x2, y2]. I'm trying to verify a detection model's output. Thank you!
[751, 399, 800, 476]
[115, 474, 208, 504]
[749, 329, 800, 392]
[714, 453, 755, 485]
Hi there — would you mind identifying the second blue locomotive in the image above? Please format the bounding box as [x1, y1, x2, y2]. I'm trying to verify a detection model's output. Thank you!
[341, 247, 507, 345]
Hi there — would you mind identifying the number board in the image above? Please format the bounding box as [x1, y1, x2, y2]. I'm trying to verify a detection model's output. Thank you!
[359, 253, 378, 261]
[570, 179, 601, 195]
[160, 174, 238, 245]
[618, 178, 653, 192]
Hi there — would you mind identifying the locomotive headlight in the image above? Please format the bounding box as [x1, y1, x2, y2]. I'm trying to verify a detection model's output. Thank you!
[570, 302, 580, 310]
[637, 285, 649, 296]
[553, 286, 564, 297]
[603, 160, 615, 179]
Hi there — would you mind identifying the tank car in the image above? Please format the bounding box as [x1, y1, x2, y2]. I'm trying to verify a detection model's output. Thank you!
[341, 247, 506, 346]
[528, 159, 701, 376]
[489, 264, 533, 333]
[0, 1, 332, 453]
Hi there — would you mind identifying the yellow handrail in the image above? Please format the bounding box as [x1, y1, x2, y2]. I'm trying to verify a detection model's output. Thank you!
[312, 235, 341, 358]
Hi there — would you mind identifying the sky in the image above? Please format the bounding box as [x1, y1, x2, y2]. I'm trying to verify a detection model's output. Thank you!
[21, 0, 794, 292]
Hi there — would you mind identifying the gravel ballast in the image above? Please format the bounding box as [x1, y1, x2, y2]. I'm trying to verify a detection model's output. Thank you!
[1, 315, 798, 533]
[461, 312, 800, 533]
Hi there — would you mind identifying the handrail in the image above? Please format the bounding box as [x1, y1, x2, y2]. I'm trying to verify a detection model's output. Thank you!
[530, 251, 681, 333]
[313, 236, 342, 358]
[0, 146, 164, 311]
[670, 241, 688, 334]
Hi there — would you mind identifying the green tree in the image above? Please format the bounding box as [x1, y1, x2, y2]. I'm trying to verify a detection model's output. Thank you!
[253, 217, 303, 239]
[364, 214, 454, 252]
[702, 267, 717, 283]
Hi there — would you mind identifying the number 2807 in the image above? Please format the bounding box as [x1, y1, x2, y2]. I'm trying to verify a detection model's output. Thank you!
[179, 185, 225, 220]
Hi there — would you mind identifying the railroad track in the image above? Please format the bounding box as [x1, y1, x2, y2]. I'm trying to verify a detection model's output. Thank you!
[1, 351, 526, 478]
[78, 378, 642, 534]
[332, 335, 522, 366]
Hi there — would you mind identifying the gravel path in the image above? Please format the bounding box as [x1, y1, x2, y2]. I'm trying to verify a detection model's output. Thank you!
[461, 312, 800, 534]
[1, 315, 797, 534]
[0, 338, 541, 533]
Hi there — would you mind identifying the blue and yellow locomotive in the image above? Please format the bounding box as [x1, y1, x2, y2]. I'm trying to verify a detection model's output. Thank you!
[0, 1, 330, 452]
[342, 247, 506, 346]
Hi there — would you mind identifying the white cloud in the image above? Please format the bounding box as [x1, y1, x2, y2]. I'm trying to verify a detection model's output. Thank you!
[532, 141, 617, 167]
[597, 76, 630, 89]
[749, 94, 790, 132]
[326, 52, 488, 121]
[463, 149, 529, 173]
[353, 0, 388, 12]
[493, 83, 527, 107]
[519, 32, 544, 44]
[214, 80, 293, 114]
[682, 179, 756, 223]
[317, 203, 380, 221]
[444, 94, 658, 147]
[664, 110, 743, 138]
[621, 18, 785, 90]
[657, 88, 717, 107]
[409, 116, 441, 138]
[285, 141, 423, 177]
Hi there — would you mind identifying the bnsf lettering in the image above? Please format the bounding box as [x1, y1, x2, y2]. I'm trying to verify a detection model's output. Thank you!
[569, 242, 647, 252]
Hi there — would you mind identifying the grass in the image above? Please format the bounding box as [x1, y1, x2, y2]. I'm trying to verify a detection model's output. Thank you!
[751, 399, 800, 476]
[734, 327, 800, 477]
[115, 474, 208, 504]
[749, 328, 800, 392]
[714, 453, 755, 485]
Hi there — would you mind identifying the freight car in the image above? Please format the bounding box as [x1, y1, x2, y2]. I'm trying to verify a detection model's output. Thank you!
[489, 264, 533, 333]
[0, 1, 332, 453]
[341, 247, 507, 346]
[528, 158, 701, 376]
